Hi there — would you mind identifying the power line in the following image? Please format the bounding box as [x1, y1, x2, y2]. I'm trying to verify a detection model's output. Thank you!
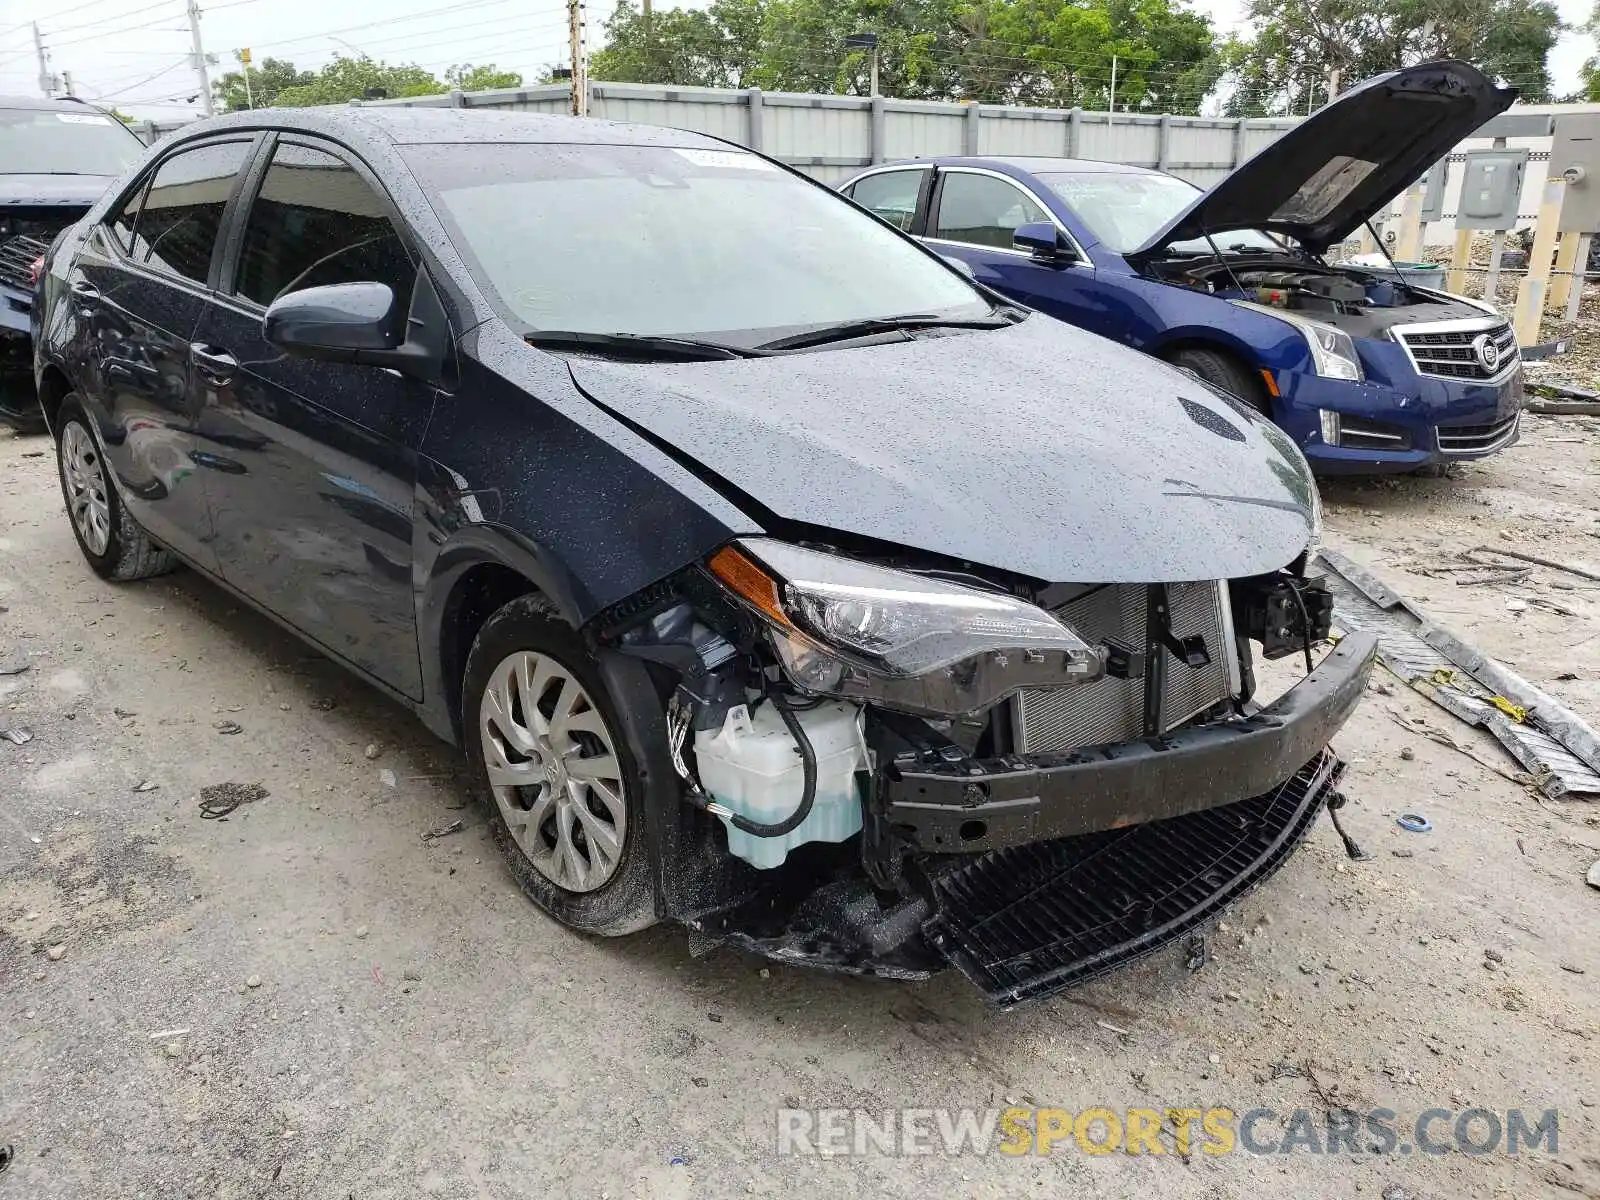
[87, 56, 186, 98]
[44, 0, 183, 39]
[45, 13, 189, 50]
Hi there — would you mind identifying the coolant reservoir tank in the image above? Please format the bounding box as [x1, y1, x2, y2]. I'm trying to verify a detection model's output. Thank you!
[694, 700, 866, 870]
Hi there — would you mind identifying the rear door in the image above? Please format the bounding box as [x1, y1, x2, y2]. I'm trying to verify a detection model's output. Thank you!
[924, 168, 1114, 336]
[70, 137, 257, 570]
[188, 135, 437, 698]
[842, 167, 931, 234]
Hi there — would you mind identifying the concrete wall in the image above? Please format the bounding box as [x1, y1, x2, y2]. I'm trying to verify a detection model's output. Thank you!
[129, 83, 1587, 242]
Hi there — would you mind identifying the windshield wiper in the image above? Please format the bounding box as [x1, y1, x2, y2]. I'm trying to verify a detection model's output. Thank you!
[525, 330, 766, 360]
[755, 309, 1023, 352]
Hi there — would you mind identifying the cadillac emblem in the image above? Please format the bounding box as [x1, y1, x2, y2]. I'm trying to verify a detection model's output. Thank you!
[1472, 332, 1503, 374]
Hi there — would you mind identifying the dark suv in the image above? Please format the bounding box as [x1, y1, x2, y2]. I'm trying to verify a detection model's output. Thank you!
[1, 95, 144, 428]
[34, 107, 1373, 1006]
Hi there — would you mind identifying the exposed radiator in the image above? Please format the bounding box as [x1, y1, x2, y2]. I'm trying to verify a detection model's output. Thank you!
[1014, 581, 1236, 753]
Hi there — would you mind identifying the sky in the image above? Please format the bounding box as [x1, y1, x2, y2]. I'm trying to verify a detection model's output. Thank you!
[0, 0, 1595, 122]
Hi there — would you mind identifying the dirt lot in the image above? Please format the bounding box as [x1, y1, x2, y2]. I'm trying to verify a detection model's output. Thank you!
[2, 415, 1599, 1199]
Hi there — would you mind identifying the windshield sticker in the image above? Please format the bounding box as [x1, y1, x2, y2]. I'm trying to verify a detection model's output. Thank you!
[55, 113, 114, 125]
[1272, 156, 1379, 224]
[670, 147, 778, 171]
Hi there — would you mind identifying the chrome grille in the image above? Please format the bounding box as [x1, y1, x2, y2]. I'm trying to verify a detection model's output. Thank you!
[0, 234, 50, 293]
[1436, 413, 1520, 455]
[1396, 322, 1517, 382]
[1015, 582, 1235, 754]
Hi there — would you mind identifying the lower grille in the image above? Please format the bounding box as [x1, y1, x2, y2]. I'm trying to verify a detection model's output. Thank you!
[924, 752, 1341, 1007]
[1437, 413, 1519, 455]
[1338, 414, 1412, 451]
[1015, 581, 1234, 752]
[0, 234, 51, 293]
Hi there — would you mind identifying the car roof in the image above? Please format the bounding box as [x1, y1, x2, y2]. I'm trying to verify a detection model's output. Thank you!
[164, 104, 733, 150]
[0, 94, 121, 114]
[921, 155, 1168, 175]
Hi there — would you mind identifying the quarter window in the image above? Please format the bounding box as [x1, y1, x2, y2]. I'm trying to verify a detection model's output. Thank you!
[848, 170, 925, 232]
[934, 173, 1050, 250]
[128, 140, 253, 284]
[235, 142, 413, 307]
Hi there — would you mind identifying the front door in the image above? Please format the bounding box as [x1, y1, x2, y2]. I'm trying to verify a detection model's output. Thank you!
[189, 137, 437, 698]
[925, 168, 1114, 337]
[72, 138, 257, 570]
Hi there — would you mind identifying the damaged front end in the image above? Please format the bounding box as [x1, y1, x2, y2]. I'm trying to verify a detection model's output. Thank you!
[600, 539, 1374, 1008]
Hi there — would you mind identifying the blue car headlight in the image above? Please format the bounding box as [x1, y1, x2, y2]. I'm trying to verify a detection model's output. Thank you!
[1232, 301, 1364, 383]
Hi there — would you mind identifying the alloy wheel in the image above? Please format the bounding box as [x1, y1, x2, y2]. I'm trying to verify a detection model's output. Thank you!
[478, 650, 627, 893]
[61, 422, 111, 557]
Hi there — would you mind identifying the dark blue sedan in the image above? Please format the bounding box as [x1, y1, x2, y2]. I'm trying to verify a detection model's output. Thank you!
[842, 60, 1522, 475]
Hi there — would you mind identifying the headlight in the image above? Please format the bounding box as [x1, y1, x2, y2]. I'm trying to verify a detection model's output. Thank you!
[706, 539, 1101, 717]
[1231, 301, 1364, 382]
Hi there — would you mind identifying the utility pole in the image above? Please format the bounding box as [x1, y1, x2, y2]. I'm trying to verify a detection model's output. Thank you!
[32, 22, 54, 97]
[567, 0, 587, 116]
[186, 0, 215, 116]
[1107, 54, 1117, 126]
[61, 70, 75, 97]
[240, 47, 254, 109]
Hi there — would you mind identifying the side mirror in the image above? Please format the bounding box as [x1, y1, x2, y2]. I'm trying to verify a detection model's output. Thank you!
[263, 275, 453, 386]
[264, 282, 403, 357]
[1013, 221, 1075, 264]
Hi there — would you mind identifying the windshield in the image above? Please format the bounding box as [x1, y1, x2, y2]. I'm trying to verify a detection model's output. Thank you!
[402, 143, 989, 343]
[0, 107, 143, 176]
[1036, 170, 1284, 256]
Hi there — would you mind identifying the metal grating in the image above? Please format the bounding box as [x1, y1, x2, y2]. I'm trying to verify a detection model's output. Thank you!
[925, 752, 1339, 1007]
[1397, 323, 1518, 382]
[1015, 582, 1233, 753]
[0, 234, 50, 293]
[1436, 413, 1520, 455]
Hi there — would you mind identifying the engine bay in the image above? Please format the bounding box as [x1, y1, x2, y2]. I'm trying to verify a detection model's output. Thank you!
[1148, 255, 1491, 338]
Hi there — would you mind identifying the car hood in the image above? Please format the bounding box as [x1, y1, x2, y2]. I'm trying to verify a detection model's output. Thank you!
[1132, 60, 1515, 257]
[566, 318, 1317, 584]
[0, 173, 115, 206]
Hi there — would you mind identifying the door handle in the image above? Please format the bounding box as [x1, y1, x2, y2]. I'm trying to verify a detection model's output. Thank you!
[69, 280, 99, 315]
[190, 343, 238, 386]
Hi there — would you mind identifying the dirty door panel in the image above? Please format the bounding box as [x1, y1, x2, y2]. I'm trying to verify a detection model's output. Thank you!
[73, 139, 255, 570]
[191, 139, 433, 698]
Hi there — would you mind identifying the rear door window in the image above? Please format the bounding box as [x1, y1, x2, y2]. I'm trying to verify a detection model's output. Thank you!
[233, 141, 414, 307]
[933, 172, 1049, 250]
[129, 140, 253, 284]
[847, 169, 927, 232]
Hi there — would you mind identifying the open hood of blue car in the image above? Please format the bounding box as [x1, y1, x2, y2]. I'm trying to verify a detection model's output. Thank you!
[1131, 60, 1515, 257]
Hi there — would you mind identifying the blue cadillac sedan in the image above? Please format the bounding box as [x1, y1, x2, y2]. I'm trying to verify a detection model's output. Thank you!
[842, 60, 1522, 475]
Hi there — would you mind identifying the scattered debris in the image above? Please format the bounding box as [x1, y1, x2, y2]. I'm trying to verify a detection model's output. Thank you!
[1561, 964, 1587, 975]
[1471, 544, 1600, 586]
[1397, 813, 1433, 833]
[148, 1028, 190, 1039]
[1505, 598, 1529, 614]
[245, 975, 262, 989]
[1, 727, 33, 746]
[0, 1143, 11, 1176]
[197, 782, 268, 820]
[1392, 849, 1413, 858]
[422, 819, 464, 843]
[112, 707, 136, 719]
[1589, 860, 1600, 892]
[0, 661, 30, 677]
[1184, 933, 1208, 972]
[310, 697, 338, 712]
[215, 720, 242, 736]
[355, 926, 369, 939]
[1094, 1018, 1130, 1036]
[45, 944, 66, 961]
[132, 780, 159, 793]
[363, 743, 383, 760]
[1485, 948, 1504, 964]
[1399, 746, 1415, 761]
[378, 769, 396, 789]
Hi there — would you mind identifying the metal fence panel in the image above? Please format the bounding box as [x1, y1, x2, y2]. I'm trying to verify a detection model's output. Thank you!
[1075, 115, 1160, 166]
[883, 104, 966, 160]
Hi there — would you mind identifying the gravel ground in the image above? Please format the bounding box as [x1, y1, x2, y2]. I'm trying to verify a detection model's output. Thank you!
[2, 420, 1599, 1200]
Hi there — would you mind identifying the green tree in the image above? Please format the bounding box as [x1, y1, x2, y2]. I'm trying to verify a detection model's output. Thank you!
[1226, 0, 1560, 116]
[272, 55, 446, 107]
[444, 62, 524, 91]
[212, 55, 316, 111]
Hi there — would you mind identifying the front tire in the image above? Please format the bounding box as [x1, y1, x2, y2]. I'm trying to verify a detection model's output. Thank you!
[1170, 347, 1270, 415]
[463, 595, 657, 936]
[55, 394, 177, 582]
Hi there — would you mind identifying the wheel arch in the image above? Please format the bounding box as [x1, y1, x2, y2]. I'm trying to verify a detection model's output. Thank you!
[419, 526, 589, 747]
[36, 364, 73, 438]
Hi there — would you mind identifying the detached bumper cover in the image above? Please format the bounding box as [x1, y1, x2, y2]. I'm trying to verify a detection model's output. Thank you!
[880, 632, 1376, 853]
[924, 750, 1344, 1007]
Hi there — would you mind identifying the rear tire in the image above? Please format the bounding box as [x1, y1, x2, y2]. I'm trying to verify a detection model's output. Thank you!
[463, 594, 658, 937]
[1170, 348, 1270, 415]
[55, 394, 178, 582]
